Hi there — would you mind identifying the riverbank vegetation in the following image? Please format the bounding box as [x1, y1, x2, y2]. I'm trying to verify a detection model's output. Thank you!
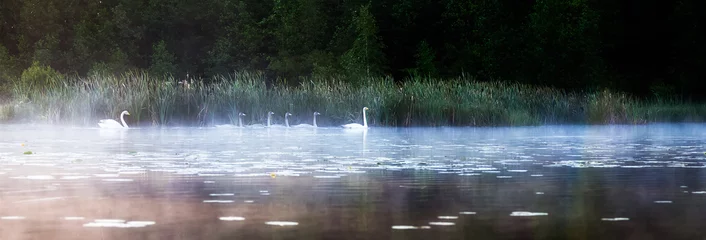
[0, 0, 704, 126]
[1, 65, 704, 126]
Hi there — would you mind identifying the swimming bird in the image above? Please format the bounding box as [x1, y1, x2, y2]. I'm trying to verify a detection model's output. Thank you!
[269, 112, 287, 128]
[264, 111, 285, 128]
[341, 107, 368, 129]
[293, 112, 320, 128]
[98, 110, 130, 128]
[244, 112, 271, 128]
[238, 112, 246, 127]
[215, 112, 247, 128]
[284, 112, 292, 127]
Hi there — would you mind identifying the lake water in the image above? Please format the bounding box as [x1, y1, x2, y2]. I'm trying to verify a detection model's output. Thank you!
[0, 123, 705, 239]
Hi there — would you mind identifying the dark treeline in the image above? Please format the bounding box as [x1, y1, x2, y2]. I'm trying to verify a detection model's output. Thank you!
[0, 0, 705, 101]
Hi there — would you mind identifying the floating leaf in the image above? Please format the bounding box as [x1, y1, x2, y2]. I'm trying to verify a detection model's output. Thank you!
[23, 151, 33, 155]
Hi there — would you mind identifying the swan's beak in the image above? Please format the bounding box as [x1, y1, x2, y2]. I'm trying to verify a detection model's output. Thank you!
[126, 112, 131, 115]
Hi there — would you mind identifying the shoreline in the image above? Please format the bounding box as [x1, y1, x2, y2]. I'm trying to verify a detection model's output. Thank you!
[1, 71, 705, 127]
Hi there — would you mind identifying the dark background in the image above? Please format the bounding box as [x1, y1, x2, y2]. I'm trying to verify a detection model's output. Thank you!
[0, 0, 704, 100]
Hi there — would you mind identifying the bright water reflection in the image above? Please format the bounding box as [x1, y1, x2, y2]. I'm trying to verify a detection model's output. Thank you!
[0, 123, 705, 239]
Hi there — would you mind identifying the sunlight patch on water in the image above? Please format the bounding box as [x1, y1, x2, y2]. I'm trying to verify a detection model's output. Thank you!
[94, 219, 126, 223]
[234, 173, 270, 177]
[84, 220, 156, 228]
[428, 222, 455, 226]
[654, 200, 673, 203]
[210, 193, 234, 196]
[1, 216, 26, 220]
[198, 173, 226, 177]
[438, 216, 458, 219]
[203, 200, 234, 203]
[63, 217, 85, 220]
[459, 212, 476, 215]
[459, 173, 481, 176]
[391, 225, 419, 230]
[219, 216, 245, 221]
[601, 217, 629, 221]
[510, 211, 548, 217]
[313, 175, 341, 179]
[265, 221, 298, 226]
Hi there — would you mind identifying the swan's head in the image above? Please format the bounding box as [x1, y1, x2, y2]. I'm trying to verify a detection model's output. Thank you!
[314, 112, 321, 115]
[363, 107, 369, 111]
[239, 112, 246, 116]
[268, 111, 274, 115]
[121, 110, 130, 116]
[285, 112, 292, 116]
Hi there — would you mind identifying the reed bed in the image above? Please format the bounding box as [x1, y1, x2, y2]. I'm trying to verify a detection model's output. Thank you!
[1, 70, 704, 127]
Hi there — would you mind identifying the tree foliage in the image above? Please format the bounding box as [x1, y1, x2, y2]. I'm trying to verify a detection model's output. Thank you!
[341, 3, 386, 80]
[0, 0, 703, 100]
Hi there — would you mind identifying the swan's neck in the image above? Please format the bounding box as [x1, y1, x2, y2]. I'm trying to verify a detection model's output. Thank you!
[120, 112, 128, 128]
[362, 109, 367, 128]
[285, 115, 289, 127]
[313, 114, 317, 127]
[238, 116, 243, 127]
[267, 114, 271, 127]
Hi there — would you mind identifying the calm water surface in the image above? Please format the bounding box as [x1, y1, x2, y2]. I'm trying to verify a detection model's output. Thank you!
[0, 123, 705, 239]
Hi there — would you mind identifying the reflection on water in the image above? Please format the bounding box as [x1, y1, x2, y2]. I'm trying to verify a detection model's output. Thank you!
[0, 123, 705, 239]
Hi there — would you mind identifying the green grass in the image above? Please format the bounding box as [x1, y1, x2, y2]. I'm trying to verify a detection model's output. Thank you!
[0, 70, 704, 127]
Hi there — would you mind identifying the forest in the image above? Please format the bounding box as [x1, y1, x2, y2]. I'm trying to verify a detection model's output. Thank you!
[0, 0, 705, 126]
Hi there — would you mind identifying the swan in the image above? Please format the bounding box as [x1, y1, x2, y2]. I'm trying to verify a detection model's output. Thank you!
[293, 112, 320, 128]
[341, 107, 368, 129]
[98, 110, 130, 128]
[269, 112, 287, 128]
[267, 111, 276, 127]
[284, 112, 292, 127]
[238, 112, 245, 127]
[246, 112, 271, 128]
[215, 112, 247, 128]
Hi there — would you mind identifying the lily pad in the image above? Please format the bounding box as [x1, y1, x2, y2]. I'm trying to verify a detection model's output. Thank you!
[23, 151, 33, 155]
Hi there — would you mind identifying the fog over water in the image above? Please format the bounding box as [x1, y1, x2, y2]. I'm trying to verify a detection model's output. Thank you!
[0, 123, 705, 239]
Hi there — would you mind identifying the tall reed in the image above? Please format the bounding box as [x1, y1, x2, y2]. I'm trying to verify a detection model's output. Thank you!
[2, 70, 704, 127]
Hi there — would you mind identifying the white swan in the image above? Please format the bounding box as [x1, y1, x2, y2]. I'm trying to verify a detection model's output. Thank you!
[341, 107, 368, 129]
[238, 112, 246, 127]
[293, 112, 320, 128]
[215, 112, 247, 128]
[245, 112, 271, 128]
[269, 112, 287, 128]
[284, 112, 292, 127]
[98, 110, 130, 128]
[267, 111, 276, 127]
